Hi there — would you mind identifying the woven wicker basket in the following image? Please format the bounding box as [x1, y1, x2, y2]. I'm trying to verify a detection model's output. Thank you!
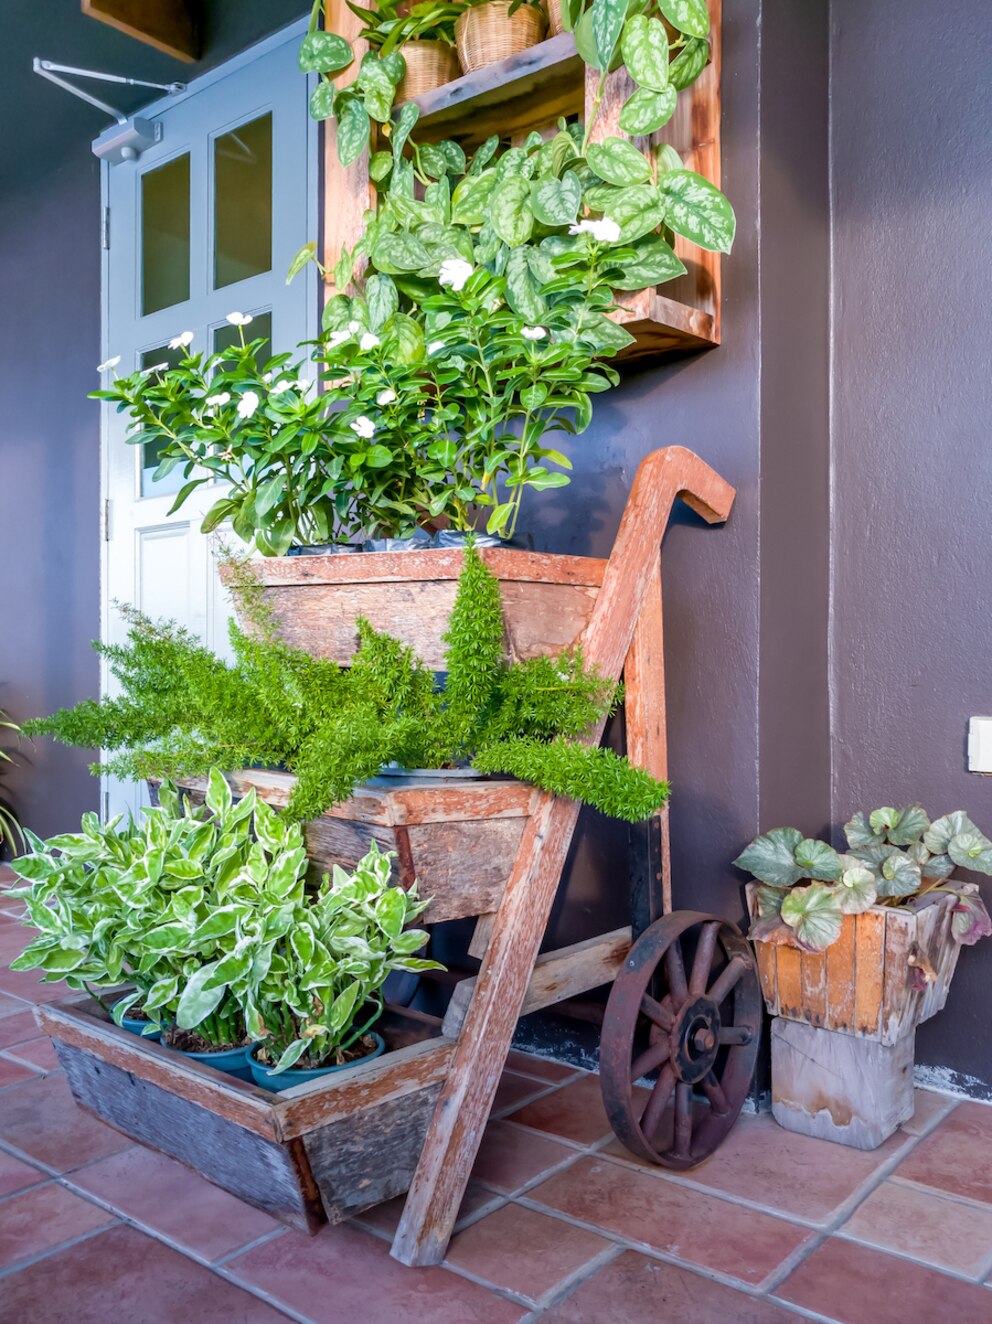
[544, 0, 564, 36]
[455, 2, 547, 75]
[396, 39, 462, 101]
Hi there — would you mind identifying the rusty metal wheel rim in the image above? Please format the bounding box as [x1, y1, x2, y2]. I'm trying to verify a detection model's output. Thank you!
[600, 911, 761, 1170]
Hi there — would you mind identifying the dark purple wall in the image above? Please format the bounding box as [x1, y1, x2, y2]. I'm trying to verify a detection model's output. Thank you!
[830, 0, 992, 1097]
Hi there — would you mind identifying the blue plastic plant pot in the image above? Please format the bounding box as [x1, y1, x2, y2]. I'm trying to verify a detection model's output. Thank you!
[248, 1034, 386, 1094]
[111, 998, 162, 1042]
[178, 1041, 256, 1082]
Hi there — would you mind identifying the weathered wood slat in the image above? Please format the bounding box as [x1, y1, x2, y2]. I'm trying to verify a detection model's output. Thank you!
[775, 946, 803, 1020]
[825, 915, 857, 1032]
[800, 948, 829, 1027]
[853, 910, 886, 1036]
[240, 547, 607, 588]
[442, 927, 633, 1038]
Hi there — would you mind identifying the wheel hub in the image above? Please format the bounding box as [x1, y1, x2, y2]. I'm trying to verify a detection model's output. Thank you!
[672, 996, 719, 1083]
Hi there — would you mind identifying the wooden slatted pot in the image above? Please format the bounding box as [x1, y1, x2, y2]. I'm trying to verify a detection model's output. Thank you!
[221, 548, 607, 668]
[36, 996, 455, 1233]
[169, 768, 540, 925]
[745, 884, 968, 1045]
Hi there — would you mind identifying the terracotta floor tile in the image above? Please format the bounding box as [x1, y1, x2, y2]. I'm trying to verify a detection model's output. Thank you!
[0, 1055, 38, 1087]
[0, 1182, 117, 1269]
[3, 1036, 59, 1071]
[0, 1223, 292, 1322]
[69, 1145, 281, 1261]
[528, 1155, 814, 1286]
[775, 1236, 992, 1323]
[0, 922, 35, 966]
[0, 1008, 38, 1050]
[493, 1069, 551, 1114]
[894, 1101, 992, 1205]
[840, 1179, 992, 1278]
[0, 1149, 46, 1199]
[0, 993, 27, 1018]
[472, 1119, 578, 1193]
[506, 1050, 580, 1082]
[542, 1249, 805, 1323]
[507, 1073, 621, 1146]
[603, 1110, 908, 1225]
[353, 1180, 499, 1238]
[0, 967, 73, 1003]
[228, 1220, 528, 1323]
[0, 1073, 131, 1172]
[445, 1202, 610, 1302]
[901, 1088, 958, 1136]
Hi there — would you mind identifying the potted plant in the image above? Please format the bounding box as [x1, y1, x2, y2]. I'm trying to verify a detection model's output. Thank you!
[454, 0, 546, 76]
[735, 807, 992, 1148]
[0, 710, 24, 856]
[7, 770, 314, 1081]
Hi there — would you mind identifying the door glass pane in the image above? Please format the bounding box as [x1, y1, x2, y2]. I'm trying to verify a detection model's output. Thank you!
[139, 345, 187, 497]
[214, 113, 272, 290]
[141, 155, 191, 315]
[213, 311, 272, 358]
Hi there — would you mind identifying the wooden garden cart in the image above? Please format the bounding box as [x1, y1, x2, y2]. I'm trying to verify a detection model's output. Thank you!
[37, 445, 761, 1267]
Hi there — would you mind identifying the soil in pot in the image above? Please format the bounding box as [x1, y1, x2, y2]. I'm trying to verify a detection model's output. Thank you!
[163, 1026, 255, 1082]
[249, 1032, 386, 1094]
[112, 998, 162, 1041]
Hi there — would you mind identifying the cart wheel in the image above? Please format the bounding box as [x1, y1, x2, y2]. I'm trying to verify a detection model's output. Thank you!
[600, 911, 761, 1169]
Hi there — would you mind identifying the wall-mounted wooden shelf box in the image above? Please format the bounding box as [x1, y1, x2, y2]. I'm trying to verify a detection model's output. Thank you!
[323, 0, 722, 363]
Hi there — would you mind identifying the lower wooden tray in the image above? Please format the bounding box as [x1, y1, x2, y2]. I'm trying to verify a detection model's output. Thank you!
[36, 997, 454, 1234]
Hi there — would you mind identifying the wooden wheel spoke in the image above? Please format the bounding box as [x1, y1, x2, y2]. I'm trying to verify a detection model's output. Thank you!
[630, 1040, 670, 1084]
[640, 1062, 675, 1137]
[706, 955, 747, 1006]
[665, 940, 689, 1008]
[701, 1071, 731, 1116]
[689, 921, 720, 996]
[639, 993, 673, 1031]
[717, 1026, 753, 1048]
[672, 1081, 693, 1158]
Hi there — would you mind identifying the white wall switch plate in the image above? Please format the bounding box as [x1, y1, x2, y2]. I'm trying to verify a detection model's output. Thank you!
[968, 717, 992, 773]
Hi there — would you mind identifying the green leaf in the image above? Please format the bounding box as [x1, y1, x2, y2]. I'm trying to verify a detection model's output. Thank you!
[794, 837, 842, 882]
[925, 811, 977, 856]
[375, 888, 407, 939]
[371, 231, 432, 272]
[950, 890, 992, 944]
[200, 497, 239, 535]
[451, 169, 496, 226]
[369, 150, 393, 183]
[844, 810, 885, 850]
[382, 312, 424, 365]
[327, 980, 361, 1033]
[587, 137, 653, 186]
[504, 247, 547, 322]
[309, 80, 337, 121]
[337, 98, 371, 166]
[853, 844, 922, 898]
[619, 84, 678, 135]
[835, 859, 878, 914]
[142, 921, 192, 951]
[670, 35, 709, 90]
[661, 169, 735, 252]
[621, 15, 670, 90]
[391, 100, 420, 160]
[270, 1039, 309, 1074]
[205, 768, 233, 817]
[733, 826, 805, 888]
[753, 884, 787, 919]
[299, 31, 354, 74]
[574, 310, 636, 354]
[658, 0, 709, 38]
[490, 176, 535, 247]
[598, 184, 665, 243]
[530, 172, 582, 227]
[287, 241, 318, 283]
[947, 829, 992, 875]
[357, 57, 395, 122]
[869, 805, 930, 846]
[780, 883, 844, 951]
[590, 0, 627, 70]
[366, 273, 398, 331]
[609, 235, 685, 290]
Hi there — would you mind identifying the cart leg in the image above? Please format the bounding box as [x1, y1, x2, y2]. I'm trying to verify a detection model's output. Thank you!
[390, 795, 580, 1266]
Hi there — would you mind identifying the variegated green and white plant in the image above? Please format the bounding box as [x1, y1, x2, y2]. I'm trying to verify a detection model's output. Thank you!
[735, 807, 992, 953]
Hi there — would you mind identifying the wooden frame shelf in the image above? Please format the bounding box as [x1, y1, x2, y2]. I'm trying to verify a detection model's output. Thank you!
[323, 0, 723, 362]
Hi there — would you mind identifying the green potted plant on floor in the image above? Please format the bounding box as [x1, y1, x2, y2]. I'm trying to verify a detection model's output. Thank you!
[0, 710, 25, 857]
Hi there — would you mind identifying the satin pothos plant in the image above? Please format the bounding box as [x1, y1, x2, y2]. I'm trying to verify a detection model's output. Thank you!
[736, 806, 992, 954]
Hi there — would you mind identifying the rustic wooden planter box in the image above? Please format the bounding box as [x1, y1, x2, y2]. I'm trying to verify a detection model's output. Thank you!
[745, 886, 968, 1046]
[36, 996, 455, 1234]
[171, 768, 539, 924]
[222, 548, 607, 668]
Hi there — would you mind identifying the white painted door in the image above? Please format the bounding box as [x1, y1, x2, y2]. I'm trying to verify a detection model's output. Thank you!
[100, 21, 317, 817]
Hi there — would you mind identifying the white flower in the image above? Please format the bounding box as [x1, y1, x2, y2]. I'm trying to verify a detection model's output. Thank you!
[237, 390, 260, 419]
[359, 332, 380, 352]
[376, 387, 397, 406]
[144, 362, 169, 374]
[350, 415, 376, 439]
[348, 320, 362, 334]
[327, 328, 351, 349]
[96, 355, 121, 373]
[569, 217, 621, 243]
[263, 371, 273, 383]
[295, 378, 311, 393]
[168, 331, 194, 350]
[438, 258, 474, 292]
[427, 340, 445, 355]
[206, 391, 231, 407]
[521, 325, 547, 340]
[225, 311, 253, 327]
[270, 379, 293, 395]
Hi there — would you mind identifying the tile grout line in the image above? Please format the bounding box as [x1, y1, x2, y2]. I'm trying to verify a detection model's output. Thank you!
[833, 1223, 992, 1286]
[0, 1222, 119, 1283]
[886, 1173, 992, 1215]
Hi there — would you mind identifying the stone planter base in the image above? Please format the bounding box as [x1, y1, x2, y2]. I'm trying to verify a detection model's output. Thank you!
[771, 1018, 915, 1150]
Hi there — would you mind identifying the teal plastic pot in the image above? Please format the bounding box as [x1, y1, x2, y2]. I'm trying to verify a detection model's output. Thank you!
[248, 1034, 386, 1094]
[111, 998, 162, 1042]
[175, 1041, 256, 1082]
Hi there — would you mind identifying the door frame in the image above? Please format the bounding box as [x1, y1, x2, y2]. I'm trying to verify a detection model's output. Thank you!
[96, 16, 318, 819]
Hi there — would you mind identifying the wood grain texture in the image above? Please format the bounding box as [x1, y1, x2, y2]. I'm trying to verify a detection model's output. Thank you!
[800, 948, 828, 1027]
[774, 946, 803, 1020]
[391, 447, 736, 1266]
[825, 915, 857, 1033]
[853, 910, 885, 1036]
[323, 0, 374, 293]
[81, 0, 198, 61]
[442, 926, 632, 1036]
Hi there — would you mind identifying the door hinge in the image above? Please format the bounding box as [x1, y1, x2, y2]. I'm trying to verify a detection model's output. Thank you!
[102, 497, 112, 542]
[101, 205, 111, 250]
